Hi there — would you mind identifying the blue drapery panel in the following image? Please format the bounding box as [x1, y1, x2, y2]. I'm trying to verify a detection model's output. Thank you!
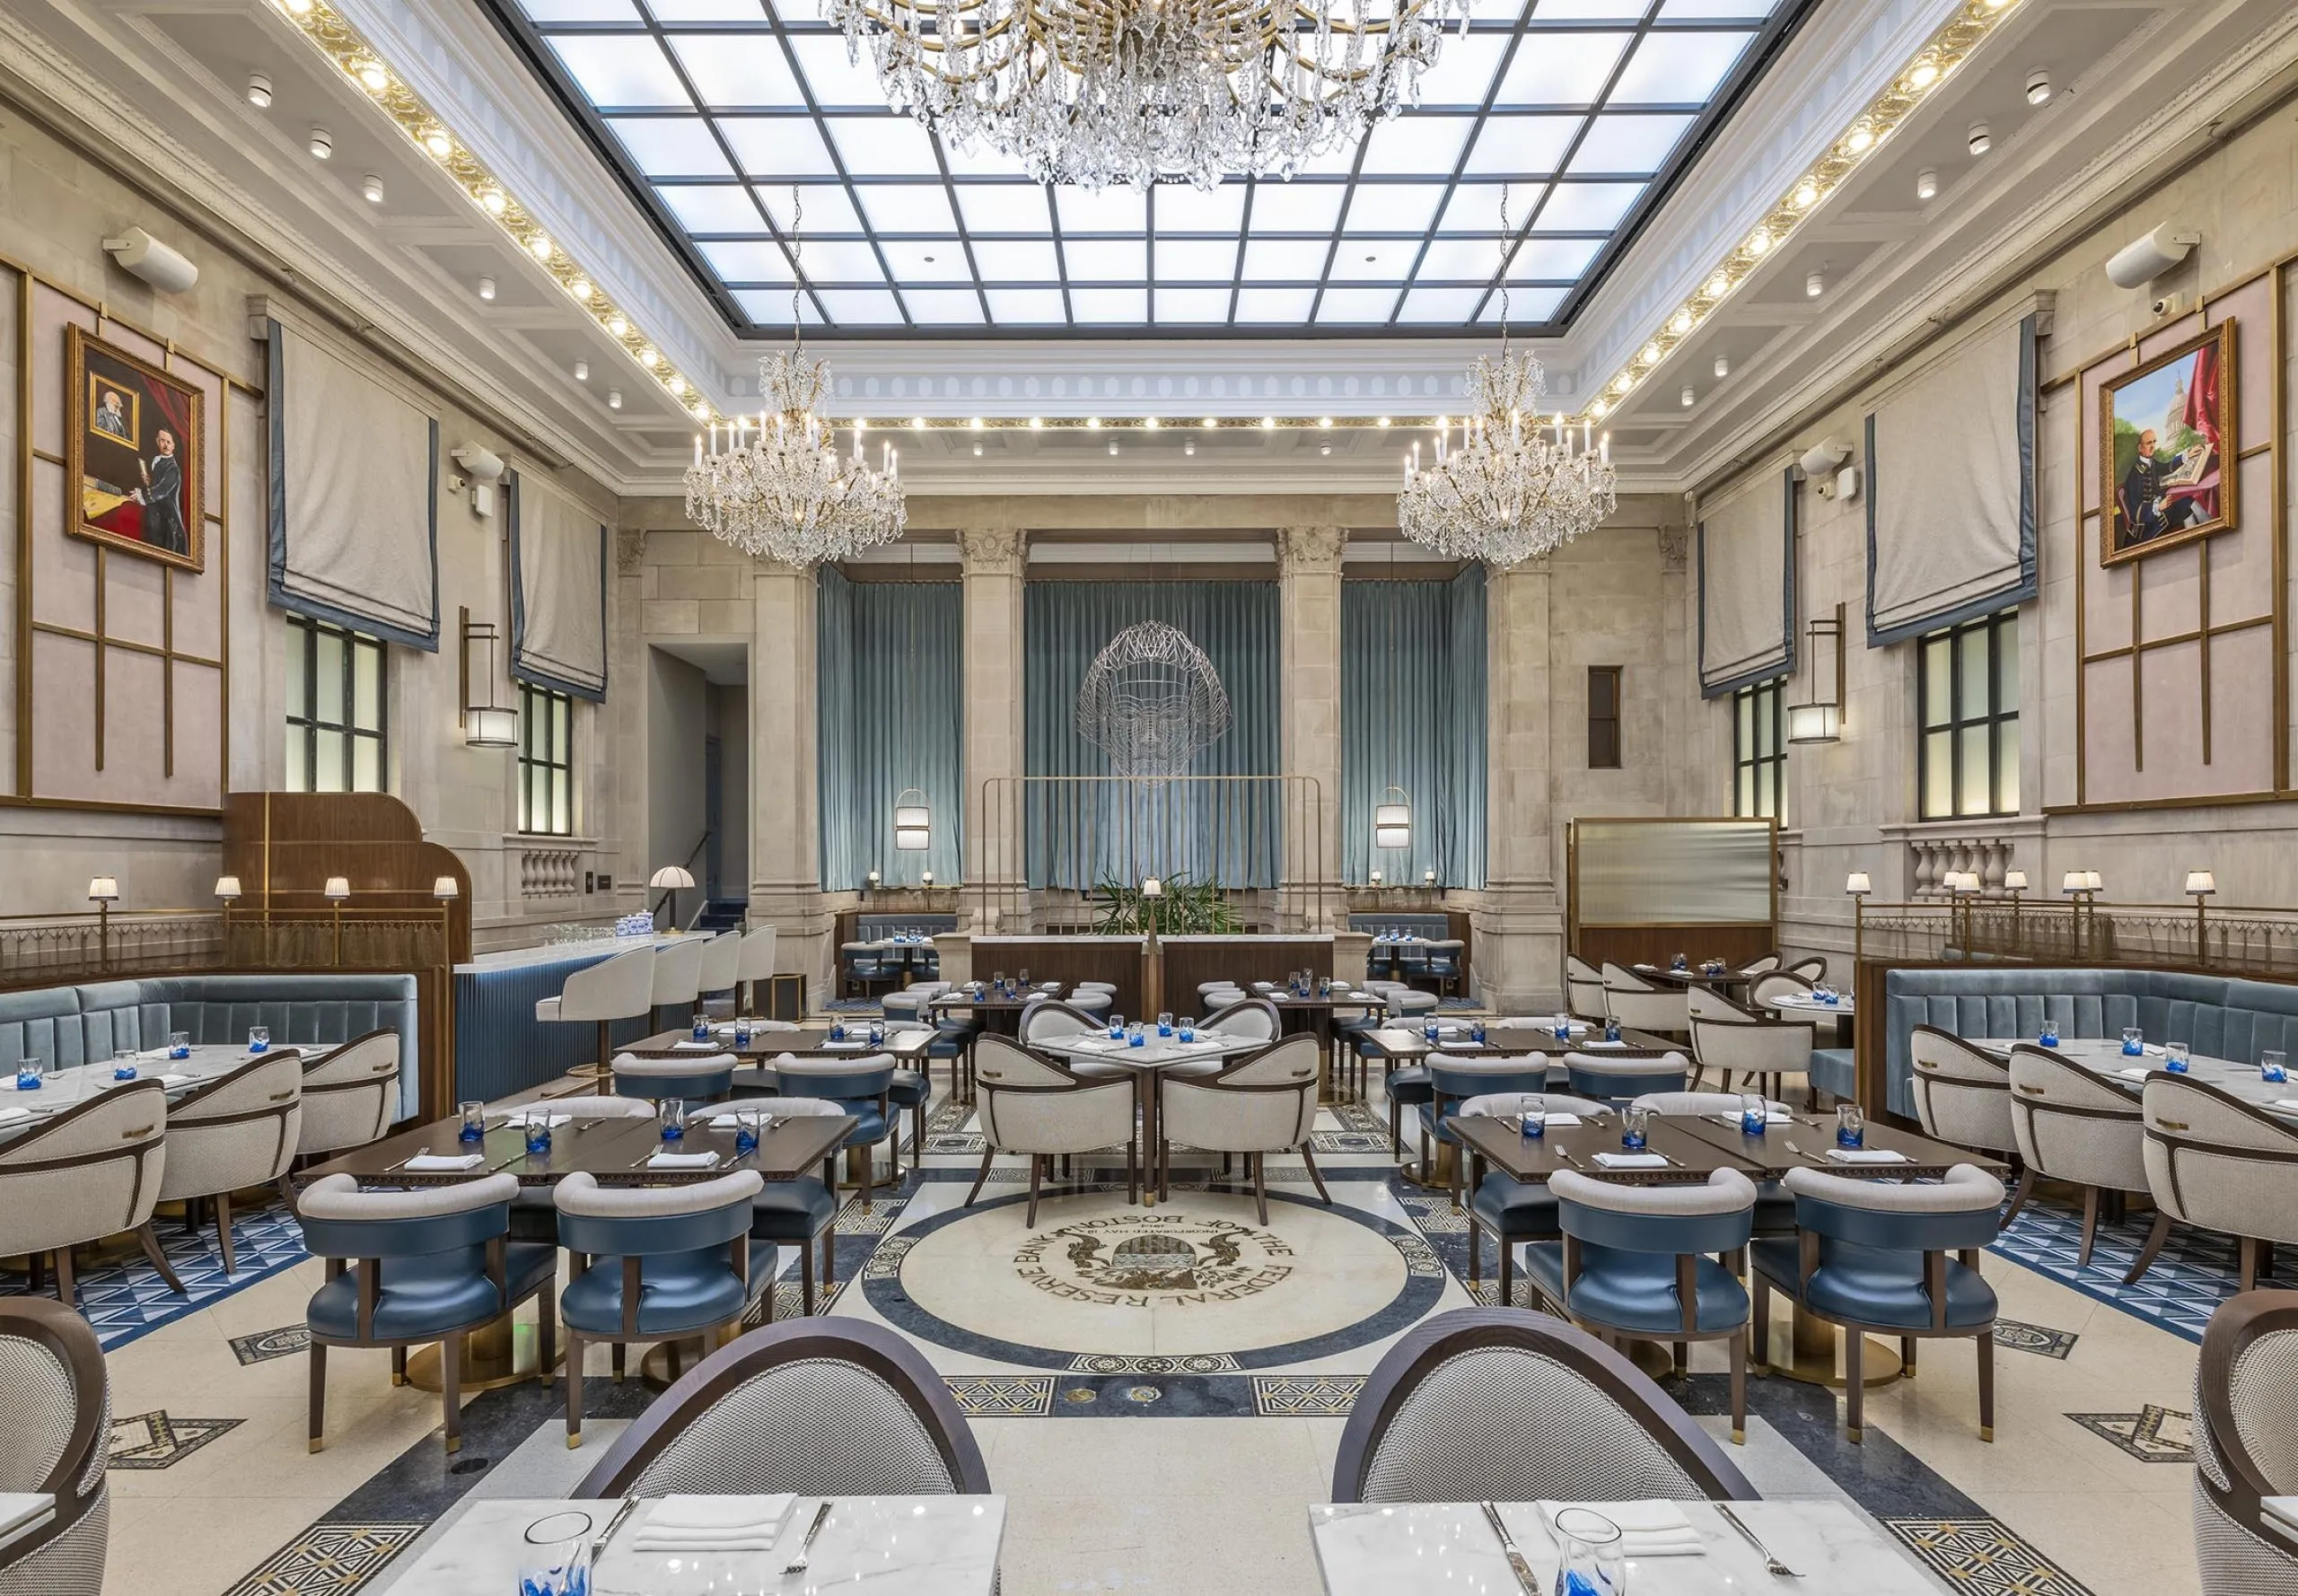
[1023, 582, 1282, 890]
[816, 568, 963, 890]
[1341, 568, 1488, 888]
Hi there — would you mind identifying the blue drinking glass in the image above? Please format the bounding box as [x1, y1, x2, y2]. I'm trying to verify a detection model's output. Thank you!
[2165, 1042, 2191, 1074]
[1741, 1092, 1767, 1136]
[2122, 1026, 2145, 1057]
[1837, 1104, 1865, 1149]
[2039, 1021, 2059, 1048]
[869, 1022, 884, 1046]
[2262, 1050, 2288, 1083]
[1520, 1094, 1546, 1141]
[734, 1017, 753, 1048]
[14, 1059, 44, 1092]
[1620, 1107, 1649, 1151]
[1604, 1018, 1622, 1042]
[1471, 1021, 1487, 1045]
[733, 1112, 762, 1155]
[829, 1020, 847, 1042]
[459, 1101, 486, 1144]
[691, 1012, 711, 1041]
[523, 1118, 553, 1155]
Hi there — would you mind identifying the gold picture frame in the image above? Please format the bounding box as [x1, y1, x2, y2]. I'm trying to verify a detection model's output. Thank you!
[65, 323, 206, 574]
[2099, 318, 2236, 567]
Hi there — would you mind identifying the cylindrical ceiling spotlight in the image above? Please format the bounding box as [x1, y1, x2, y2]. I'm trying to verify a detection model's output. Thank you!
[574, 359, 589, 381]
[1916, 168, 1940, 201]
[308, 126, 333, 160]
[607, 390, 623, 410]
[2025, 68, 2052, 105]
[1680, 386, 1696, 408]
[1968, 121, 1992, 155]
[1805, 269, 1826, 298]
[361, 172, 385, 205]
[246, 72, 273, 109]
[1713, 355, 1730, 379]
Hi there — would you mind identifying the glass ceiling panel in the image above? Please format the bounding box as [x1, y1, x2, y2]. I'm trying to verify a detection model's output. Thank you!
[496, 0, 1811, 335]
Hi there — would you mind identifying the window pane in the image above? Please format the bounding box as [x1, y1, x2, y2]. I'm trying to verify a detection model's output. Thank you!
[354, 642, 382, 731]
[1923, 638, 1952, 729]
[552, 776, 570, 835]
[1735, 765, 1750, 817]
[1996, 720, 2020, 812]
[1958, 627, 1991, 721]
[556, 697, 573, 759]
[353, 735, 382, 794]
[1754, 761, 1772, 819]
[316, 728, 346, 793]
[1959, 724, 1991, 814]
[1737, 692, 1752, 749]
[1755, 687, 1776, 756]
[1924, 731, 1953, 817]
[288, 626, 310, 720]
[1996, 617, 2020, 709]
[315, 629, 345, 725]
[285, 725, 306, 792]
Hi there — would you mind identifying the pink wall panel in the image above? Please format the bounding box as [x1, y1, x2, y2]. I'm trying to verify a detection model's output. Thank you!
[2087, 555, 2135, 653]
[2083, 658, 2137, 799]
[2137, 539, 2203, 637]
[169, 661, 224, 802]
[28, 460, 93, 628]
[105, 548, 168, 650]
[25, 287, 89, 460]
[2215, 278, 2273, 450]
[2208, 452, 2276, 621]
[2206, 626, 2277, 792]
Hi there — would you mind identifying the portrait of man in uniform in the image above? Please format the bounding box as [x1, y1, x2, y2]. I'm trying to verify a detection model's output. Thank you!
[2101, 320, 2235, 566]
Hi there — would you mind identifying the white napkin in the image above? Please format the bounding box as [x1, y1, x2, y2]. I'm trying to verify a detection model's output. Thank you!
[2117, 1065, 2152, 1081]
[1593, 1152, 1668, 1170]
[497, 1111, 572, 1128]
[2262, 1497, 2298, 1541]
[1523, 1112, 1582, 1129]
[629, 1494, 797, 1554]
[2269, 1099, 2298, 1114]
[647, 1149, 721, 1170]
[1715, 1109, 1792, 1126]
[2145, 1044, 2167, 1057]
[1536, 1501, 1704, 1558]
[1583, 1040, 1627, 1050]
[152, 1074, 195, 1088]
[1635, 963, 1656, 970]
[0, 1106, 34, 1127]
[671, 1039, 720, 1052]
[703, 1107, 772, 1127]
[1440, 1041, 1488, 1052]
[1826, 1147, 1910, 1164]
[404, 1153, 485, 1171]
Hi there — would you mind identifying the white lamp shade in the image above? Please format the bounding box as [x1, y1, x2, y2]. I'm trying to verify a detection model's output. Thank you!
[893, 794, 930, 851]
[893, 828, 930, 852]
[649, 865, 696, 891]
[1949, 872, 1980, 894]
[1141, 877, 1163, 898]
[465, 705, 519, 748]
[2003, 871, 2028, 891]
[2186, 870, 2217, 896]
[1785, 702, 1841, 743]
[1424, 869, 1437, 883]
[214, 875, 242, 900]
[866, 870, 881, 885]
[920, 871, 934, 886]
[1369, 870, 1383, 885]
[433, 875, 460, 899]
[1373, 794, 1411, 851]
[1844, 873, 1873, 896]
[87, 876, 119, 901]
[2084, 871, 2104, 892]
[323, 876, 351, 900]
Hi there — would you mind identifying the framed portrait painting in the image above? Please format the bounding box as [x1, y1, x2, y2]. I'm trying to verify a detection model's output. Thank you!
[65, 324, 205, 573]
[2099, 319, 2235, 567]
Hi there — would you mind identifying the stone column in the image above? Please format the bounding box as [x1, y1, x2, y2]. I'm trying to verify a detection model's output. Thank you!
[957, 519, 1027, 931]
[1477, 557, 1566, 1011]
[1277, 525, 1346, 929]
[750, 559, 834, 1000]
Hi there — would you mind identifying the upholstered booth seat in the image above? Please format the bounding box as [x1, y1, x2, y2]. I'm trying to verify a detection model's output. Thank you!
[1809, 1048, 1857, 1102]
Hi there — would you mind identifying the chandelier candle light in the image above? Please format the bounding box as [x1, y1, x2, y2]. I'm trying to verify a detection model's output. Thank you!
[829, 0, 1470, 190]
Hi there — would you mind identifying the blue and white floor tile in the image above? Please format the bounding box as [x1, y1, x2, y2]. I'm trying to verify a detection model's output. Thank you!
[4, 1198, 310, 1351]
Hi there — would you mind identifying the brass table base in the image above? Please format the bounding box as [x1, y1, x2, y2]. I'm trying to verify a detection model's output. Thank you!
[639, 1336, 715, 1390]
[405, 1313, 557, 1394]
[1758, 1299, 1904, 1389]
[1397, 1143, 1459, 1195]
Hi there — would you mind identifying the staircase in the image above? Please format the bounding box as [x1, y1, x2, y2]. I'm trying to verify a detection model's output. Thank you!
[697, 898, 748, 934]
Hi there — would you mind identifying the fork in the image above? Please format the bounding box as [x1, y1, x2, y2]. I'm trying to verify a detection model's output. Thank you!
[783, 1501, 833, 1575]
[1716, 1502, 1802, 1578]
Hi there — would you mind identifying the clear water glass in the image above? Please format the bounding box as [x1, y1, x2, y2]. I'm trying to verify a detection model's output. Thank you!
[2263, 1049, 2288, 1084]
[1425, 1020, 1441, 1043]
[1671, 951, 1688, 970]
[1620, 1106, 1650, 1151]
[113, 1048, 138, 1082]
[460, 1101, 487, 1143]
[829, 1019, 847, 1042]
[1552, 1508, 1627, 1596]
[1471, 1020, 1487, 1045]
[248, 1025, 270, 1053]
[868, 1021, 885, 1046]
[2039, 1019, 2060, 1048]
[1604, 1017, 1622, 1042]
[658, 1099, 687, 1142]
[168, 1030, 190, 1059]
[1178, 1017, 1197, 1043]
[1018, 968, 1031, 987]
[522, 1113, 553, 1155]
[2122, 1025, 2145, 1056]
[2165, 1041, 2191, 1074]
[1553, 1011, 1572, 1039]
[1741, 1091, 1768, 1135]
[1520, 1092, 1547, 1140]
[1127, 1022, 1145, 1048]
[992, 970, 1006, 992]
[1837, 1102, 1866, 1148]
[1109, 1013, 1127, 1039]
[732, 1109, 766, 1155]
[690, 1011, 711, 1040]
[733, 1016, 752, 1048]
[518, 1513, 592, 1596]
[14, 1057, 44, 1092]
[1157, 1012, 1174, 1037]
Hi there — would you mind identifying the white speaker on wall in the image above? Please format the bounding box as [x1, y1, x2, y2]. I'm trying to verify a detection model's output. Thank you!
[1798, 439, 1851, 479]
[2106, 225, 2200, 289]
[101, 228, 198, 294]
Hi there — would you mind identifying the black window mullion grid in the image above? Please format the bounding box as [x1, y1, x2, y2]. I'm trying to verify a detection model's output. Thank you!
[518, 683, 576, 836]
[1730, 678, 1783, 821]
[1916, 611, 2017, 820]
[285, 614, 387, 794]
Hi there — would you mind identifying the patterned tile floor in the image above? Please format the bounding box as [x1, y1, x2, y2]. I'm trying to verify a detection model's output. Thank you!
[4, 1198, 309, 1351]
[1989, 1194, 2264, 1342]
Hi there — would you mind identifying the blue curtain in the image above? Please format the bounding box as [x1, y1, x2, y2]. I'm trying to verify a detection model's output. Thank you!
[1023, 581, 1281, 890]
[1341, 568, 1487, 888]
[817, 568, 963, 890]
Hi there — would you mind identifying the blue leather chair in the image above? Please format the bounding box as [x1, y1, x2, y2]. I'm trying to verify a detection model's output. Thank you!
[297, 1171, 557, 1457]
[1458, 1092, 1610, 1307]
[734, 1098, 845, 1318]
[611, 1048, 736, 1102]
[1526, 1169, 1759, 1444]
[1422, 1057, 1548, 1206]
[770, 1056, 900, 1208]
[1426, 940, 1465, 997]
[554, 1169, 766, 1447]
[1565, 1048, 1691, 1103]
[1750, 1163, 2005, 1443]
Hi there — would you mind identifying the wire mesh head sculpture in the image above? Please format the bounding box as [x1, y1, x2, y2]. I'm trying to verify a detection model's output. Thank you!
[1074, 621, 1232, 778]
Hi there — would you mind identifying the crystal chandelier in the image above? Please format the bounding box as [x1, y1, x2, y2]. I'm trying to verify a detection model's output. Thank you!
[829, 0, 1470, 191]
[1398, 189, 1617, 567]
[684, 194, 907, 566]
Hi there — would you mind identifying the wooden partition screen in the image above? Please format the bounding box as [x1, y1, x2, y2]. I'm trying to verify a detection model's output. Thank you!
[222, 791, 472, 963]
[1566, 817, 1778, 971]
[1162, 936, 1335, 1005]
[971, 934, 1145, 1016]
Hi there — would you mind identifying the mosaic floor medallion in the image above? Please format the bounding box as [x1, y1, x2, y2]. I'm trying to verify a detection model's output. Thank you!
[2066, 1406, 2195, 1462]
[869, 1188, 1447, 1370]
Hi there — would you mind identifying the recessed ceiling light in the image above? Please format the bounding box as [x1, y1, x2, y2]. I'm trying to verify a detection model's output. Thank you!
[1320, 442, 1332, 455]
[1085, 416, 1101, 429]
[911, 416, 926, 431]
[356, 60, 388, 92]
[1107, 440, 1118, 455]
[1916, 168, 1939, 201]
[607, 315, 628, 338]
[1806, 269, 1825, 298]
[1680, 386, 1695, 408]
[1713, 355, 1730, 379]
[424, 128, 452, 160]
[970, 416, 984, 430]
[1202, 417, 1219, 428]
[308, 126, 332, 160]
[574, 360, 589, 381]
[1377, 417, 1391, 427]
[972, 442, 983, 456]
[481, 188, 507, 215]
[1145, 417, 1160, 429]
[2025, 67, 2051, 105]
[607, 389, 622, 409]
[1968, 121, 1992, 155]
[529, 235, 555, 261]
[361, 172, 384, 205]
[478, 275, 496, 302]
[1184, 438, 1196, 455]
[1030, 417, 1043, 428]
[1319, 417, 1333, 428]
[246, 72, 272, 109]
[1908, 60, 1939, 91]
[1261, 416, 1276, 429]
[639, 346, 658, 367]
[668, 374, 687, 395]
[1746, 230, 1770, 256]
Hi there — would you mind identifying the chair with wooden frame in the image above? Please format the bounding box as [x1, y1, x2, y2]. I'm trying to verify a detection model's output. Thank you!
[0, 1296, 110, 1596]
[2132, 1074, 2298, 1289]
[0, 1080, 170, 1307]
[153, 1049, 303, 1285]
[966, 1034, 1138, 1225]
[1157, 1034, 1326, 1222]
[2191, 1288, 2298, 1593]
[2007, 1042, 2148, 1263]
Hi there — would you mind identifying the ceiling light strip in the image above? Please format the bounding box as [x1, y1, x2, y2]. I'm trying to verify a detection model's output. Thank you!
[839, 417, 1441, 431]
[1583, 0, 2028, 424]
[265, 0, 726, 425]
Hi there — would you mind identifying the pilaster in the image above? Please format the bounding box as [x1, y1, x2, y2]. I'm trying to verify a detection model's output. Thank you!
[1477, 557, 1566, 1011]
[958, 519, 1028, 928]
[1277, 524, 1347, 927]
[750, 559, 834, 997]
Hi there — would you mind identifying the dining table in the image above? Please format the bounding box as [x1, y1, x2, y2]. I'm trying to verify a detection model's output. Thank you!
[376, 1495, 1007, 1596]
[1241, 983, 1390, 1101]
[1309, 1497, 1946, 1594]
[0, 1040, 338, 1142]
[1028, 1024, 1279, 1204]
[1630, 961, 1759, 997]
[1963, 1035, 2298, 1117]
[926, 981, 1067, 1038]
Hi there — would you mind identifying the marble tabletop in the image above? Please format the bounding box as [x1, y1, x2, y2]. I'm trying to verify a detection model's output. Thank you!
[2, 1041, 336, 1122]
[1965, 1036, 2297, 1114]
[1032, 1028, 1270, 1069]
[1762, 991, 1856, 1016]
[0, 1495, 54, 1556]
[377, 1496, 1005, 1595]
[1310, 1498, 1942, 1595]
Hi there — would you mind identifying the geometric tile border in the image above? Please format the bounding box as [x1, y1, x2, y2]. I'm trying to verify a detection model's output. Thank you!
[108, 1411, 243, 1470]
[1882, 1517, 2098, 1596]
[1992, 1193, 2247, 1345]
[0, 1198, 310, 1352]
[1994, 1320, 2080, 1361]
[229, 1324, 311, 1366]
[1251, 1374, 1364, 1417]
[2066, 1407, 2195, 1463]
[219, 1521, 424, 1596]
[943, 1375, 1057, 1416]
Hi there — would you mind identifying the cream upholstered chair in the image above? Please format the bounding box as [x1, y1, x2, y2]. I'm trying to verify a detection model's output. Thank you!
[1632, 1091, 1793, 1118]
[0, 1297, 110, 1596]
[1748, 970, 1815, 1009]
[650, 934, 711, 1027]
[1601, 962, 1688, 1035]
[1786, 955, 1829, 983]
[2007, 1043, 2147, 1259]
[1908, 1025, 2019, 1168]
[1738, 952, 1782, 976]
[1564, 955, 1608, 1022]
[735, 924, 778, 1014]
[294, 1029, 402, 1163]
[155, 1051, 303, 1285]
[537, 945, 657, 1074]
[881, 979, 951, 1026]
[1158, 1033, 1324, 1221]
[1564, 1049, 1692, 1102]
[0, 1081, 171, 1307]
[1022, 998, 1127, 1082]
[2131, 1077, 2298, 1289]
[1687, 986, 1811, 1100]
[696, 931, 743, 1015]
[2192, 1288, 2298, 1594]
[967, 1034, 1137, 1223]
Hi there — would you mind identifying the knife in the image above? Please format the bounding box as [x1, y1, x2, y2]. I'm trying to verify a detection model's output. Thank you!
[1480, 1501, 1539, 1595]
[587, 1495, 638, 1574]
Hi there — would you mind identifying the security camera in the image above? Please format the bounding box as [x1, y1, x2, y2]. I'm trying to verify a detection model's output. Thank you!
[1799, 439, 1851, 478]
[2106, 225, 2200, 289]
[1815, 466, 1862, 502]
[2150, 292, 2188, 319]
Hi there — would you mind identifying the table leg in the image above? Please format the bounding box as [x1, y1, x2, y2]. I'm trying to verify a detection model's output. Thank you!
[405, 1309, 554, 1393]
[1141, 1066, 1161, 1206]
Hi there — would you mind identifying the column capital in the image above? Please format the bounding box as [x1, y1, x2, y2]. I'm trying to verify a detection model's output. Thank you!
[614, 528, 648, 575]
[1276, 524, 1347, 574]
[1657, 526, 1688, 574]
[955, 522, 1026, 576]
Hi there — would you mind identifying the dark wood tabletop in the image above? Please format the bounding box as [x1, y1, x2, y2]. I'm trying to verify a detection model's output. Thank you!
[1370, 1026, 1682, 1061]
[1666, 1114, 2011, 1181]
[1626, 965, 1755, 992]
[927, 987, 1065, 1011]
[624, 1027, 931, 1061]
[301, 1105, 855, 1188]
[1453, 1113, 1767, 1185]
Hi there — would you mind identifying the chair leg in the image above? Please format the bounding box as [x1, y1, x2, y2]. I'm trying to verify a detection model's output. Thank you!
[1901, 1337, 1916, 1379]
[537, 1282, 557, 1388]
[1158, 1140, 1171, 1204]
[1027, 1155, 1042, 1229]
[307, 1342, 327, 1453]
[566, 1333, 584, 1448]
[1729, 1329, 1747, 1445]
[1844, 1331, 1864, 1443]
[2000, 1167, 2039, 1231]
[864, 1150, 875, 1214]
[914, 1100, 927, 1163]
[822, 1224, 837, 1293]
[1253, 1153, 1269, 1226]
[52, 1247, 75, 1310]
[1300, 1144, 1333, 1206]
[276, 1175, 299, 1211]
[964, 1148, 995, 1208]
[2240, 1235, 2261, 1293]
[1976, 1327, 1995, 1442]
[1127, 1138, 1140, 1207]
[136, 1223, 186, 1294]
[441, 1332, 463, 1456]
[801, 1236, 815, 1316]
[2077, 1185, 2102, 1266]
[611, 1343, 626, 1384]
[215, 1190, 237, 1276]
[1497, 1238, 1512, 1308]
[391, 1346, 408, 1387]
[1750, 1269, 1768, 1373]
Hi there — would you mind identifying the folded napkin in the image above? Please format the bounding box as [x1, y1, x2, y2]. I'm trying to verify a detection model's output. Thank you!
[2117, 1065, 2152, 1081]
[819, 1040, 868, 1051]
[497, 1110, 572, 1128]
[2145, 1044, 2168, 1057]
[1535, 1501, 1704, 1558]
[629, 1494, 797, 1554]
[1635, 962, 1656, 970]
[1826, 1147, 1910, 1164]
[1714, 1109, 1792, 1126]
[646, 1150, 721, 1170]
[1593, 1151, 1668, 1170]
[703, 1107, 773, 1127]
[0, 1106, 34, 1127]
[1522, 1112, 1583, 1129]
[1440, 1041, 1488, 1052]
[2262, 1497, 2298, 1541]
[404, 1153, 485, 1171]
[671, 1039, 720, 1052]
[2269, 1099, 2298, 1114]
[1583, 1039, 1627, 1049]
[1436, 1023, 1465, 1034]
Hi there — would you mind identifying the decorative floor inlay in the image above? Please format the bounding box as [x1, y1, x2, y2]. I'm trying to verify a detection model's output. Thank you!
[1994, 1320, 2079, 1360]
[1993, 1192, 2256, 1343]
[109, 1411, 243, 1469]
[229, 1323, 311, 1365]
[2066, 1407, 2195, 1462]
[219, 1521, 423, 1596]
[1067, 1352, 1241, 1373]
[0, 1198, 309, 1351]
[1882, 1518, 2096, 1595]
[943, 1375, 1057, 1416]
[1251, 1374, 1364, 1417]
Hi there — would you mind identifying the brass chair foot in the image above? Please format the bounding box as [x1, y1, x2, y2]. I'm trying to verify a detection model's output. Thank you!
[307, 1438, 323, 1454]
[390, 1373, 406, 1387]
[445, 1436, 460, 1455]
[1846, 1425, 1863, 1444]
[1731, 1428, 1745, 1445]
[1979, 1425, 1994, 1443]
[566, 1434, 582, 1450]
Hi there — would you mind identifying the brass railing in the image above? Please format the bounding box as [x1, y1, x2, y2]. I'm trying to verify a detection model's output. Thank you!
[1853, 897, 2298, 978]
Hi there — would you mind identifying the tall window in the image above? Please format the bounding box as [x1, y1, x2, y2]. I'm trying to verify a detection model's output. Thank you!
[1919, 610, 2020, 819]
[1732, 678, 1785, 820]
[285, 615, 387, 793]
[519, 684, 574, 836]
[1587, 666, 1622, 769]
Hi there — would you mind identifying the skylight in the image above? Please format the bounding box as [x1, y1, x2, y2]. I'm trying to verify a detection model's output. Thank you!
[496, 0, 1806, 336]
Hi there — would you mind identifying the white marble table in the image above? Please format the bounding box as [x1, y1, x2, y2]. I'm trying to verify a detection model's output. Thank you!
[1, 1041, 336, 1123]
[1762, 991, 1857, 1018]
[1966, 1036, 2297, 1115]
[1311, 1499, 1942, 1595]
[0, 1495, 54, 1556]
[1032, 1028, 1269, 1069]
[379, 1496, 1004, 1595]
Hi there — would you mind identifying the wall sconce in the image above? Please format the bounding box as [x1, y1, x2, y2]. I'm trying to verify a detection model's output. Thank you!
[893, 790, 931, 852]
[920, 870, 934, 890]
[1423, 868, 1438, 889]
[433, 876, 460, 900]
[1139, 876, 1164, 948]
[1369, 869, 1384, 888]
[1373, 786, 1412, 851]
[865, 869, 881, 897]
[1786, 602, 1846, 744]
[459, 607, 519, 748]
